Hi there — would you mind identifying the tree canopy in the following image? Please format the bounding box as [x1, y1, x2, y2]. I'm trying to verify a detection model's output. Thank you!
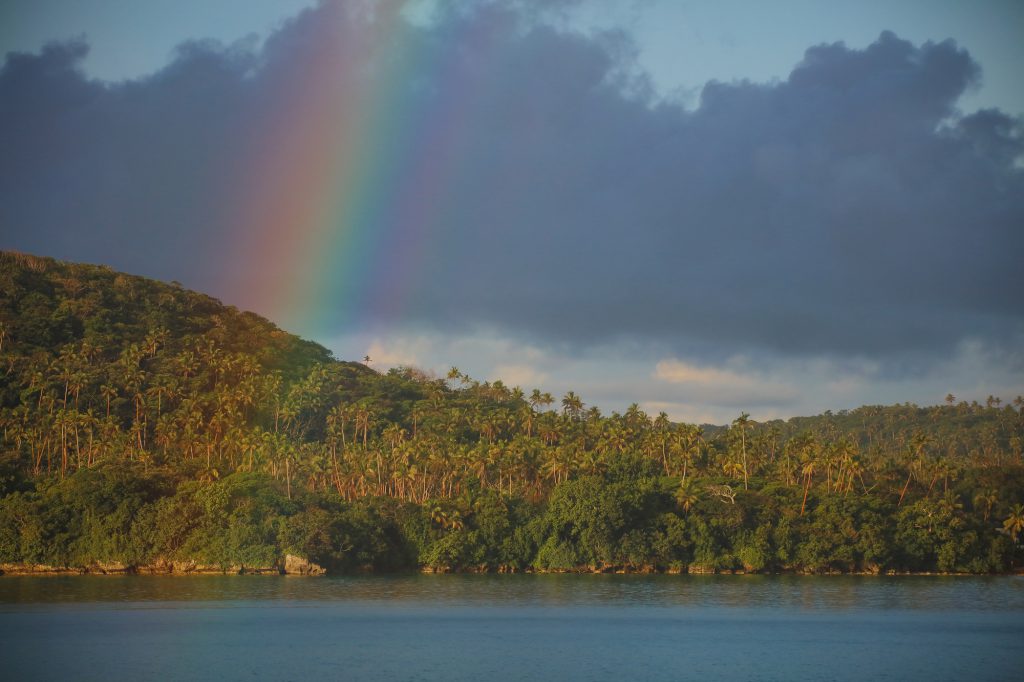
[1, 251, 1022, 574]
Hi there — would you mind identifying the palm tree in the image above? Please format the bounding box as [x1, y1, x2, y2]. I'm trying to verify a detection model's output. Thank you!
[651, 412, 671, 472]
[800, 458, 816, 516]
[100, 384, 118, 419]
[518, 403, 536, 438]
[675, 425, 703, 482]
[722, 460, 745, 481]
[430, 505, 449, 528]
[938, 490, 964, 528]
[898, 432, 932, 506]
[1004, 504, 1024, 544]
[970, 489, 995, 520]
[832, 437, 858, 493]
[732, 412, 752, 490]
[529, 389, 545, 411]
[561, 391, 584, 421]
[676, 479, 699, 513]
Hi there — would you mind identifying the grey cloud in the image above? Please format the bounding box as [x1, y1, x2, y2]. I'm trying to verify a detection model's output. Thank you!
[0, 36, 260, 285]
[1, 3, 1021, 368]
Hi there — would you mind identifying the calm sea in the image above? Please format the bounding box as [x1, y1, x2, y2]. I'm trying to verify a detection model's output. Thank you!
[1, 574, 1022, 681]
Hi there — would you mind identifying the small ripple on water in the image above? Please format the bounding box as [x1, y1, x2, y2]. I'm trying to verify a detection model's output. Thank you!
[1, 576, 1023, 681]
[3, 573, 1022, 612]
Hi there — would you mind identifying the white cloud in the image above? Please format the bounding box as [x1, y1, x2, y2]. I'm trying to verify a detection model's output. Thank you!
[364, 337, 432, 369]
[639, 401, 726, 425]
[655, 358, 752, 386]
[322, 328, 1022, 427]
[490, 364, 548, 389]
[653, 358, 798, 406]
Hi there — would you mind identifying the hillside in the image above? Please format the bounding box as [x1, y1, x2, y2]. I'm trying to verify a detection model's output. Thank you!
[1, 250, 1022, 575]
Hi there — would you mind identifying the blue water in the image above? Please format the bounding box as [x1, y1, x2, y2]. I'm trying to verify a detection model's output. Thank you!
[1, 575, 1022, 681]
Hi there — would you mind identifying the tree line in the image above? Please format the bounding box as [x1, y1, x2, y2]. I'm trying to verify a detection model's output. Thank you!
[1, 251, 1022, 574]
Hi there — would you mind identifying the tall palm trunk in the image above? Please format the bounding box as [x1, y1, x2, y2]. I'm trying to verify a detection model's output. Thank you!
[800, 472, 812, 516]
[897, 470, 913, 506]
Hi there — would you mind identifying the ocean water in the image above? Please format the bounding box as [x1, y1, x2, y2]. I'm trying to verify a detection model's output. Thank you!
[1, 574, 1022, 681]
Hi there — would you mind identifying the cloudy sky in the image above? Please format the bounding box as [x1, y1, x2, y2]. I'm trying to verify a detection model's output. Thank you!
[1, 0, 1022, 423]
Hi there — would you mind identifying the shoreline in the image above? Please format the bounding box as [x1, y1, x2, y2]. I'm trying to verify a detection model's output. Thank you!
[0, 554, 326, 577]
[3, 563, 1020, 577]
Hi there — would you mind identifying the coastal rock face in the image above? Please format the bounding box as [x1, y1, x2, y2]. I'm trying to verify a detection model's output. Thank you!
[0, 558, 324, 576]
[170, 560, 229, 575]
[283, 554, 326, 576]
[0, 562, 73, 575]
[241, 565, 283, 575]
[687, 564, 717, 574]
[141, 559, 277, 575]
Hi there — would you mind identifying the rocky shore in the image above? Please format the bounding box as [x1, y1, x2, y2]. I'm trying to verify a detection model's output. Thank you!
[4, 558, 1018, 577]
[0, 554, 326, 576]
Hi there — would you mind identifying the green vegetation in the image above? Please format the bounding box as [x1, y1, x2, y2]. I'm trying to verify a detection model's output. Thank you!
[1, 251, 1022, 574]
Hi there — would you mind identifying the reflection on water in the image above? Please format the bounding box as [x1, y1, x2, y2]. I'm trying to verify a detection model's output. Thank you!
[1, 576, 1022, 681]
[2, 573, 1022, 612]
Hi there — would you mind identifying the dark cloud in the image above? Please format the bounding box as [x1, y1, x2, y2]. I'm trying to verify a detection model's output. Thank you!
[1, 2, 1021, 364]
[0, 35, 260, 284]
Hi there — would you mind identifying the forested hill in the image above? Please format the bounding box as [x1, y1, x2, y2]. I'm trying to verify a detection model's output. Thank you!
[0, 250, 339, 383]
[705, 400, 1023, 470]
[1, 250, 1023, 576]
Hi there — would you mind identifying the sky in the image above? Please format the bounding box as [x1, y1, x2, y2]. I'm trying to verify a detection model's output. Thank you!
[1, 0, 1022, 424]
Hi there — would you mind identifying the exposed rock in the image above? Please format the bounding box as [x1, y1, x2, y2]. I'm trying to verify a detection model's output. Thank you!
[139, 558, 174, 574]
[283, 554, 326, 576]
[687, 564, 717, 574]
[240, 565, 283, 575]
[0, 562, 72, 575]
[1, 558, 320, 576]
[132, 559, 280, 575]
[170, 560, 232, 574]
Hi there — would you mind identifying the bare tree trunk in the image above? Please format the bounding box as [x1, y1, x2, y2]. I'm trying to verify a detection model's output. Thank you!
[897, 471, 913, 506]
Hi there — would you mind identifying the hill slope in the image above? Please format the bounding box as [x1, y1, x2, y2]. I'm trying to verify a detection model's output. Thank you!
[1, 251, 1022, 574]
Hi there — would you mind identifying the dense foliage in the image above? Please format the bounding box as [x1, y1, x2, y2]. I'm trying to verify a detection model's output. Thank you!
[1, 251, 1023, 574]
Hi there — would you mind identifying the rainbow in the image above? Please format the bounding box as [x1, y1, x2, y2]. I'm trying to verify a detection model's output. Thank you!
[219, 2, 511, 338]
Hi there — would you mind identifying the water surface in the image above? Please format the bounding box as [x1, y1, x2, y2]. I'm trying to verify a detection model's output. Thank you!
[2, 575, 1021, 681]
